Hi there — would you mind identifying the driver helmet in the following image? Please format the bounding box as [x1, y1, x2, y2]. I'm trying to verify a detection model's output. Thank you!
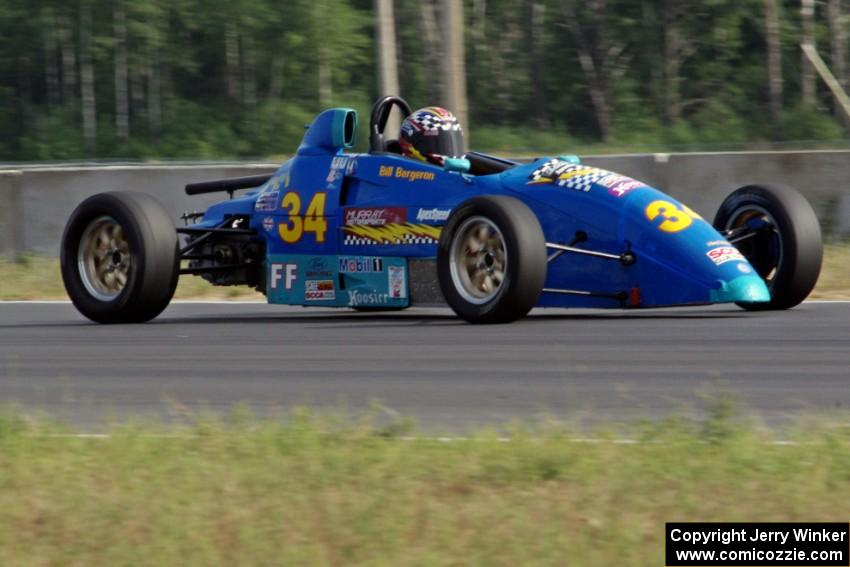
[399, 107, 464, 166]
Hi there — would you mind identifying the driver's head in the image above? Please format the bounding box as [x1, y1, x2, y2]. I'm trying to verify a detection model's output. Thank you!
[399, 107, 464, 166]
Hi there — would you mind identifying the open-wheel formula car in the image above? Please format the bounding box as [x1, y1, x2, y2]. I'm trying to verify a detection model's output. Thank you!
[60, 96, 823, 324]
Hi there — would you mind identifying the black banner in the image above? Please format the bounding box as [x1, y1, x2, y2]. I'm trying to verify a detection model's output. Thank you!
[666, 523, 849, 566]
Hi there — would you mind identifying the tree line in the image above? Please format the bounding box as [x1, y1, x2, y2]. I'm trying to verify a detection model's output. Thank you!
[1, 0, 848, 161]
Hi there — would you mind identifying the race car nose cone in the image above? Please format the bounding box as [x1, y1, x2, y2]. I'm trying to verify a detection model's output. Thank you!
[710, 275, 771, 304]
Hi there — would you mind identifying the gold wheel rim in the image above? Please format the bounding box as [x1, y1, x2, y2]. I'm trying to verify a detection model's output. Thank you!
[77, 216, 131, 301]
[449, 216, 507, 305]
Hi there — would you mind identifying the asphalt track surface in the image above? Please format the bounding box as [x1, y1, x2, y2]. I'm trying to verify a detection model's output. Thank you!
[1, 301, 849, 431]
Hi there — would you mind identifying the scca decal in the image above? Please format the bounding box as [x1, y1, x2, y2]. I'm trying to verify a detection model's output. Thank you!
[645, 200, 703, 233]
[706, 246, 745, 266]
[305, 279, 335, 301]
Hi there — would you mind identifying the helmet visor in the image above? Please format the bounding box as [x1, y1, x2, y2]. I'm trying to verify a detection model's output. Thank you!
[415, 129, 464, 158]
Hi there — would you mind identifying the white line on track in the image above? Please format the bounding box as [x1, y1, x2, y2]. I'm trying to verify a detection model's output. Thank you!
[4, 299, 850, 305]
[45, 433, 806, 445]
[0, 300, 266, 304]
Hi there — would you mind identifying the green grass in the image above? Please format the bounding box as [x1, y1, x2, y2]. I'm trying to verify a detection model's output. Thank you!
[0, 255, 262, 301]
[3, 244, 849, 301]
[0, 407, 848, 566]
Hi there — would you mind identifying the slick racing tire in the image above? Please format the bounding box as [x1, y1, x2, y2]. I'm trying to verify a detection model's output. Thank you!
[61, 192, 180, 323]
[713, 184, 822, 310]
[437, 196, 547, 324]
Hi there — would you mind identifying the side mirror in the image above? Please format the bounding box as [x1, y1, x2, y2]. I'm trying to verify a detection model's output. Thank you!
[444, 157, 471, 174]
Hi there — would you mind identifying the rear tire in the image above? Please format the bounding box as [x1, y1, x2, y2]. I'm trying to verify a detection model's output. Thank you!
[60, 192, 179, 323]
[437, 196, 546, 323]
[713, 184, 822, 310]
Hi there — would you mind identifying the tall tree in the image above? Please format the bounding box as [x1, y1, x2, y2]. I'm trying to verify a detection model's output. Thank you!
[58, 9, 77, 104]
[225, 21, 240, 101]
[114, 0, 129, 140]
[42, 6, 60, 107]
[763, 0, 783, 139]
[79, 0, 96, 150]
[418, 0, 442, 103]
[801, 0, 816, 107]
[375, 0, 400, 133]
[828, 0, 847, 122]
[525, 1, 547, 128]
[560, 0, 632, 140]
[316, 0, 333, 106]
[662, 0, 698, 124]
[441, 0, 468, 137]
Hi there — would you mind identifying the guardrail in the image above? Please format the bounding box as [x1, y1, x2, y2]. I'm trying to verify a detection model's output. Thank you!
[1, 151, 849, 258]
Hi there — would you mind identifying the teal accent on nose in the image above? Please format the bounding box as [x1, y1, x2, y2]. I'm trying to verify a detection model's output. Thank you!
[558, 154, 581, 164]
[444, 157, 471, 173]
[710, 275, 771, 304]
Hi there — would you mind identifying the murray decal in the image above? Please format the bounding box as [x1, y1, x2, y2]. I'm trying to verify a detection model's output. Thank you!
[344, 207, 407, 226]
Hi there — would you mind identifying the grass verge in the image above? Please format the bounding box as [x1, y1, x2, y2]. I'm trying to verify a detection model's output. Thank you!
[0, 255, 262, 300]
[0, 408, 848, 566]
[2, 244, 849, 301]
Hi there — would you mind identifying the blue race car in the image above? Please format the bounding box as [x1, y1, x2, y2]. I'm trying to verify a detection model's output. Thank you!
[60, 96, 823, 324]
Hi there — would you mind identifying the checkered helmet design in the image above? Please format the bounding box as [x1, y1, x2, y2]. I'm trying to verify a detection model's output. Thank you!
[399, 107, 464, 166]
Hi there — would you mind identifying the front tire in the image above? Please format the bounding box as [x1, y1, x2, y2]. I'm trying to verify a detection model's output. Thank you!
[60, 192, 179, 323]
[437, 196, 546, 323]
[713, 184, 822, 310]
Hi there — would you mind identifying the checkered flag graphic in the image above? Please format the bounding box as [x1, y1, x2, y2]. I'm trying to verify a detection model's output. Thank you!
[528, 159, 562, 183]
[343, 234, 439, 246]
[528, 159, 613, 192]
[560, 170, 608, 192]
[413, 110, 462, 132]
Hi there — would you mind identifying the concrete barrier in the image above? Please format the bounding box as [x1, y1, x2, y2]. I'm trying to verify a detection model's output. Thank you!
[8, 164, 278, 257]
[661, 151, 850, 228]
[0, 171, 22, 257]
[1, 150, 849, 258]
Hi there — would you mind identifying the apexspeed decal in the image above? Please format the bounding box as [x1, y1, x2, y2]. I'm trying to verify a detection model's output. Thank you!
[415, 208, 451, 223]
